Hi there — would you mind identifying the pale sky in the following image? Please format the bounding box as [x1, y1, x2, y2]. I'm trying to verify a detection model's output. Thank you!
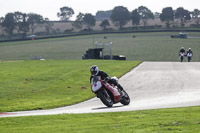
[0, 0, 199, 21]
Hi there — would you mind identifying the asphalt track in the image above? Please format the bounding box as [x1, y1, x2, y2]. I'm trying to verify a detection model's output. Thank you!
[1, 62, 200, 118]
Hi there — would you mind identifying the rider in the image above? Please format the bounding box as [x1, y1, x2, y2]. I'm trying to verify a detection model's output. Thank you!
[186, 48, 193, 62]
[179, 47, 185, 62]
[90, 65, 124, 91]
[179, 47, 185, 53]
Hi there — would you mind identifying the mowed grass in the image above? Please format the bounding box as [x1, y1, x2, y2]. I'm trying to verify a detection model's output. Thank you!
[0, 32, 200, 61]
[0, 60, 141, 112]
[1, 106, 200, 133]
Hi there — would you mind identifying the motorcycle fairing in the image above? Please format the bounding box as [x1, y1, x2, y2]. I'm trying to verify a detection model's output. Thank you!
[91, 81, 102, 92]
[104, 82, 121, 103]
[91, 76, 103, 92]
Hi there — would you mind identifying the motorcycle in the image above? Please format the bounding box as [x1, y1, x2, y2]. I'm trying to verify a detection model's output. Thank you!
[179, 52, 185, 62]
[91, 75, 130, 107]
[187, 52, 192, 62]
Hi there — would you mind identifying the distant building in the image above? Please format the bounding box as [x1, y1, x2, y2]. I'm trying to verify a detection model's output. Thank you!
[154, 12, 160, 18]
[95, 10, 112, 21]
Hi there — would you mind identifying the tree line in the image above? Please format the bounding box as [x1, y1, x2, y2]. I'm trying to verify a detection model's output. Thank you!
[72, 6, 200, 30]
[0, 12, 53, 38]
[0, 5, 200, 39]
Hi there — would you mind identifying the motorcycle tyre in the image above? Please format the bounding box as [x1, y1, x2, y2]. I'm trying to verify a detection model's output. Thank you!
[180, 56, 184, 62]
[98, 89, 113, 107]
[120, 90, 130, 105]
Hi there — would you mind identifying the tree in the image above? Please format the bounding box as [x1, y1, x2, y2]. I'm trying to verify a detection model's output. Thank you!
[2, 13, 16, 36]
[14, 12, 22, 34]
[131, 9, 140, 27]
[138, 6, 154, 27]
[110, 6, 131, 29]
[99, 19, 110, 30]
[13, 12, 30, 38]
[28, 13, 44, 34]
[83, 13, 96, 30]
[72, 13, 84, 30]
[19, 13, 29, 38]
[0, 17, 5, 36]
[160, 7, 174, 28]
[14, 12, 24, 34]
[57, 6, 74, 21]
[192, 9, 200, 27]
[175, 7, 191, 27]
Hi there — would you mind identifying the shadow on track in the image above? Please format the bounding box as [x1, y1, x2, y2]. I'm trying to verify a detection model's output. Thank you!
[92, 105, 124, 110]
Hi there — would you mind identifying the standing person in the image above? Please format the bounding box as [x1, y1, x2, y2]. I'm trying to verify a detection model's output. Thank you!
[179, 47, 185, 62]
[187, 48, 193, 62]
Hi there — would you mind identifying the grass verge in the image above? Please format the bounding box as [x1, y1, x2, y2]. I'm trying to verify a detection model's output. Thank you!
[0, 106, 200, 133]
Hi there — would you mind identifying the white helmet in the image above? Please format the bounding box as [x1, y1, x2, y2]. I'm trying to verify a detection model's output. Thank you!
[90, 65, 99, 75]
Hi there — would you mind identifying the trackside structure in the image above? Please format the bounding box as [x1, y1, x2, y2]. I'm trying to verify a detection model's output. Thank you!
[82, 41, 126, 60]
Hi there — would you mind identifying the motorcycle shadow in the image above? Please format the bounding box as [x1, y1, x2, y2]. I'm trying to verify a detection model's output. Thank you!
[92, 105, 124, 110]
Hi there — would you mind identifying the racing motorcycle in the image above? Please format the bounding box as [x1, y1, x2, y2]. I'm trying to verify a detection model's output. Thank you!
[179, 52, 185, 62]
[91, 75, 130, 107]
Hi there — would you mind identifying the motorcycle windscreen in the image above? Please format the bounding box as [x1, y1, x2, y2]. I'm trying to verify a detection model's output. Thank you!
[92, 81, 102, 92]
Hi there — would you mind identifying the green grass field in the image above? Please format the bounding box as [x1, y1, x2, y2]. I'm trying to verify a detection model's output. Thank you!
[0, 60, 141, 112]
[0, 32, 200, 61]
[1, 106, 200, 133]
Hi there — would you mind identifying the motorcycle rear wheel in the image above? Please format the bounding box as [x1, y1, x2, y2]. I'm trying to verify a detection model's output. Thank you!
[120, 90, 130, 105]
[98, 89, 113, 107]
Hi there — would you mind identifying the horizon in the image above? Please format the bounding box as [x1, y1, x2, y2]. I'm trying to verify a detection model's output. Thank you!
[0, 0, 199, 21]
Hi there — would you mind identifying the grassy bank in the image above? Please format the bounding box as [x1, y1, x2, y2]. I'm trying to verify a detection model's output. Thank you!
[0, 32, 200, 61]
[0, 60, 141, 112]
[0, 106, 200, 133]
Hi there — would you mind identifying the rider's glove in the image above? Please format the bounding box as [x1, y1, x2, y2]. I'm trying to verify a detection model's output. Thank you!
[105, 76, 111, 81]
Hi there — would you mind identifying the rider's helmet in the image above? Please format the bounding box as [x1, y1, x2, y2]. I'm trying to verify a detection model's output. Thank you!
[90, 65, 99, 75]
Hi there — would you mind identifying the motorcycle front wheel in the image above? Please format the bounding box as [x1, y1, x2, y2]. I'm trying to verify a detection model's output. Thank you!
[97, 89, 113, 107]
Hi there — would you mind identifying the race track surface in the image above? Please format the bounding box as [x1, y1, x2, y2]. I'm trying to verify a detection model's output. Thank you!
[1, 62, 200, 117]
